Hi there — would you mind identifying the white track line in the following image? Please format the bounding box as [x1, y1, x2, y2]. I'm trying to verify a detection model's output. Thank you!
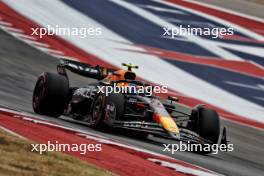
[137, 4, 187, 14]
[0, 26, 23, 33]
[148, 158, 223, 176]
[13, 33, 36, 40]
[50, 53, 66, 58]
[0, 125, 26, 139]
[37, 47, 64, 55]
[24, 40, 50, 48]
[0, 21, 12, 26]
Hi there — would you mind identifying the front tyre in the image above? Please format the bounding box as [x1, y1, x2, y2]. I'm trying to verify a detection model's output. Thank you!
[198, 108, 220, 144]
[104, 93, 125, 123]
[189, 108, 220, 154]
[32, 72, 69, 117]
[91, 93, 125, 129]
[91, 95, 106, 129]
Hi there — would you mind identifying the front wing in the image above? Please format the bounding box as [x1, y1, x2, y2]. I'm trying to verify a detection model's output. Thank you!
[108, 120, 221, 145]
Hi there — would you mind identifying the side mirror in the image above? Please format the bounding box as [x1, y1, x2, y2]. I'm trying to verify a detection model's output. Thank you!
[168, 96, 179, 102]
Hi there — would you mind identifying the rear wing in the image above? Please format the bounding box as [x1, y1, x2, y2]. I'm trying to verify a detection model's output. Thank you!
[57, 59, 112, 80]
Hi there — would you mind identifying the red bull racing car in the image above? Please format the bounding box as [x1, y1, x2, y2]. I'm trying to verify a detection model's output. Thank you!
[32, 59, 228, 152]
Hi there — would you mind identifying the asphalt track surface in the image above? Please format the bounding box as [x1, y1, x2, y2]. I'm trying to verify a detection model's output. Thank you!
[0, 29, 264, 176]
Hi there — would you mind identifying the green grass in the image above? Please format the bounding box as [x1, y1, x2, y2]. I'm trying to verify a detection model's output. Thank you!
[0, 129, 116, 176]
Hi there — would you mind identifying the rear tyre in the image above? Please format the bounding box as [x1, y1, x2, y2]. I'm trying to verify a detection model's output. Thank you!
[32, 72, 69, 117]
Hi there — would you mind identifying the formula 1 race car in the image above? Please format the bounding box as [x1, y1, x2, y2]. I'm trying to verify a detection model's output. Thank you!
[32, 59, 227, 152]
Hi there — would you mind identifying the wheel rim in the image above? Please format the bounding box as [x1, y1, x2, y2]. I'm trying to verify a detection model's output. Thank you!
[33, 79, 45, 109]
[106, 103, 116, 120]
[92, 96, 103, 124]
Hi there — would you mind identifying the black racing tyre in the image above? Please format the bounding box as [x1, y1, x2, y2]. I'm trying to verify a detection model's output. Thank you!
[32, 72, 69, 117]
[91, 95, 106, 129]
[105, 93, 125, 123]
[197, 108, 220, 144]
